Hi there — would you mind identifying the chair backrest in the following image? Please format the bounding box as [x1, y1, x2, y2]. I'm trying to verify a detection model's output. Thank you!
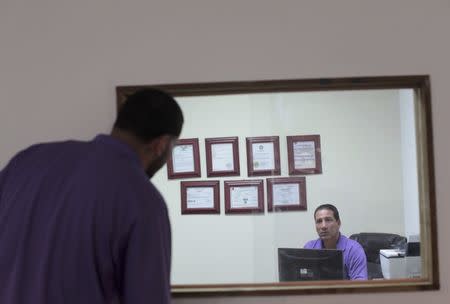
[349, 232, 407, 264]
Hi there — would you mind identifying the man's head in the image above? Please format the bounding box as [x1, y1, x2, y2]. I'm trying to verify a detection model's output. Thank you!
[113, 88, 184, 177]
[313, 203, 341, 243]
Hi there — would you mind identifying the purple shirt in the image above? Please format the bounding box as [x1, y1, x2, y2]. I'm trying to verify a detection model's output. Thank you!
[0, 135, 172, 304]
[304, 234, 368, 280]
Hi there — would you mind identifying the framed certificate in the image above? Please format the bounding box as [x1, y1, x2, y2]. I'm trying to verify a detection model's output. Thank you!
[167, 138, 201, 179]
[180, 181, 220, 214]
[246, 136, 281, 177]
[287, 135, 322, 175]
[267, 177, 307, 212]
[205, 137, 240, 177]
[224, 180, 264, 214]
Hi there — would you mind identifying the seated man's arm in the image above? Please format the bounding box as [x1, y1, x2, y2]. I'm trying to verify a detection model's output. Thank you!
[348, 244, 368, 280]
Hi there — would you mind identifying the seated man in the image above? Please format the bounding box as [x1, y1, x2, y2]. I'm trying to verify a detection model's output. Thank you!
[304, 203, 368, 280]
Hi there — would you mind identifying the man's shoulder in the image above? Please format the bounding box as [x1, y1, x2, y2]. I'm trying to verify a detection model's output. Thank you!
[340, 235, 360, 247]
[341, 235, 366, 257]
[5, 140, 86, 168]
[23, 139, 87, 156]
[304, 238, 321, 249]
[345, 236, 363, 248]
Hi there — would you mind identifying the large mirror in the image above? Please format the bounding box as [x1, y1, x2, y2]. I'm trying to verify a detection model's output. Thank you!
[116, 76, 438, 295]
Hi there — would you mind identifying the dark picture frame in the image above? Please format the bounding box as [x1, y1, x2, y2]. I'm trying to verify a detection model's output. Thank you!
[167, 138, 201, 179]
[180, 180, 220, 214]
[246, 136, 281, 176]
[224, 180, 264, 214]
[205, 136, 240, 177]
[287, 135, 322, 175]
[267, 177, 307, 212]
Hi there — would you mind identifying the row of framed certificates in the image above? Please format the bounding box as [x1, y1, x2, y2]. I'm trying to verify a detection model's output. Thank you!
[167, 134, 322, 179]
[180, 177, 307, 215]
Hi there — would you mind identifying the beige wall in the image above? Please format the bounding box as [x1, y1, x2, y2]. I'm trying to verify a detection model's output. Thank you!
[1, 0, 449, 303]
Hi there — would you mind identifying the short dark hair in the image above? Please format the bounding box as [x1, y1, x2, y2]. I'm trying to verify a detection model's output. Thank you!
[314, 204, 340, 222]
[114, 88, 184, 141]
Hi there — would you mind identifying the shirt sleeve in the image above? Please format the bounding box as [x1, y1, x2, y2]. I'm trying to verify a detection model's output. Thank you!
[0, 146, 38, 198]
[0, 169, 4, 199]
[347, 244, 368, 280]
[0, 160, 12, 203]
[120, 209, 172, 304]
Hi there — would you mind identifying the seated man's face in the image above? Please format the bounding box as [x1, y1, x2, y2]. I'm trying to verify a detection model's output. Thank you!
[314, 209, 341, 241]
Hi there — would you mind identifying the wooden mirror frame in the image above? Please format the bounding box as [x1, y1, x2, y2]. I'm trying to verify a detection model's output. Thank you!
[116, 75, 438, 296]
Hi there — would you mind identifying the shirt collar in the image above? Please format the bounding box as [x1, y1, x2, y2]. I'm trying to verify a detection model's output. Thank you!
[320, 233, 347, 250]
[92, 134, 141, 167]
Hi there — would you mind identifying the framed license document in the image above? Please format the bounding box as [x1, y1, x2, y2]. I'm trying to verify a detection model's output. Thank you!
[287, 135, 322, 175]
[180, 181, 220, 214]
[205, 137, 240, 177]
[167, 138, 201, 179]
[246, 136, 281, 176]
[266, 177, 307, 212]
[224, 180, 264, 214]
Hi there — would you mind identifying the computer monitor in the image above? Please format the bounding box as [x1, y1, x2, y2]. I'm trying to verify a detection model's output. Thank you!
[278, 248, 345, 281]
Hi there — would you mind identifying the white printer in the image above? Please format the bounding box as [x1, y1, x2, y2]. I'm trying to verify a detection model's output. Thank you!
[379, 234, 421, 279]
[379, 249, 406, 279]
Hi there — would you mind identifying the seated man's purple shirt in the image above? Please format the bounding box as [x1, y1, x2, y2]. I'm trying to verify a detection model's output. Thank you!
[304, 234, 368, 280]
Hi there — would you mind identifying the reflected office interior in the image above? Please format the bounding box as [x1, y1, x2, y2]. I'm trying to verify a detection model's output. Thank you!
[150, 89, 422, 284]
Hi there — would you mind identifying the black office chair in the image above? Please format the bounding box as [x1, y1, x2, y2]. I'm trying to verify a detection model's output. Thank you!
[349, 232, 407, 279]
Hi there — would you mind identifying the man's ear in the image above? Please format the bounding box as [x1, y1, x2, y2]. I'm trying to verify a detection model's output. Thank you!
[145, 135, 172, 157]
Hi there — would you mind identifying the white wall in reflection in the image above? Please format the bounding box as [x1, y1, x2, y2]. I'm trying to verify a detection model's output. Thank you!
[151, 89, 419, 284]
